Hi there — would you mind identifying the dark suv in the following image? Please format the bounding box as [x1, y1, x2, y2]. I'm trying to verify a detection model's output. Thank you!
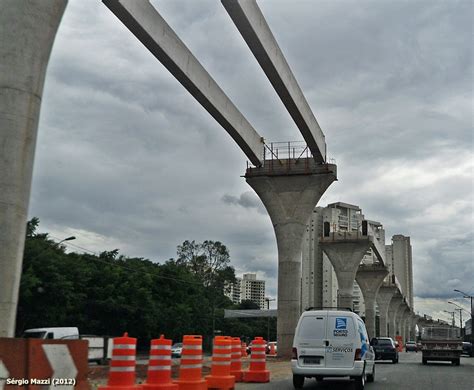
[370, 337, 399, 363]
[462, 342, 473, 357]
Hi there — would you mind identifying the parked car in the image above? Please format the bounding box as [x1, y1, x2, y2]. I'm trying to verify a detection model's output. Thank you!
[405, 340, 418, 352]
[247, 341, 267, 356]
[171, 343, 183, 358]
[370, 337, 399, 363]
[462, 342, 473, 357]
[291, 309, 375, 390]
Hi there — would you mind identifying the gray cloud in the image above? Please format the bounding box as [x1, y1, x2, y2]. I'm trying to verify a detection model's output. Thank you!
[222, 191, 266, 214]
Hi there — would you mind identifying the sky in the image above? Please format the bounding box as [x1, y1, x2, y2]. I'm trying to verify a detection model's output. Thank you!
[29, 0, 473, 319]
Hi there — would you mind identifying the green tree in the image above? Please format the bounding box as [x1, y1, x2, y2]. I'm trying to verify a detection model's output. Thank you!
[17, 219, 241, 348]
[176, 240, 236, 341]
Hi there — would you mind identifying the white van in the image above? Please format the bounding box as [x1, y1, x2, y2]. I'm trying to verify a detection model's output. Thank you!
[22, 327, 113, 365]
[22, 327, 79, 339]
[291, 309, 375, 389]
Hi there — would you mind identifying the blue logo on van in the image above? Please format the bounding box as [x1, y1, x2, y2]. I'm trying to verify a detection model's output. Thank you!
[335, 318, 347, 329]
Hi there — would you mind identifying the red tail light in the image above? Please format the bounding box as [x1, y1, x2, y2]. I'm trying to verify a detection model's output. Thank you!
[292, 347, 297, 359]
[354, 348, 362, 361]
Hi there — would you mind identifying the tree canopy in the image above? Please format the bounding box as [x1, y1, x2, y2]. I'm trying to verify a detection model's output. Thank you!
[16, 219, 275, 348]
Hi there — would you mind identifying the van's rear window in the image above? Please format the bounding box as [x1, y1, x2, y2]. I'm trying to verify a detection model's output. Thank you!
[298, 316, 326, 339]
[22, 331, 46, 338]
[377, 339, 394, 346]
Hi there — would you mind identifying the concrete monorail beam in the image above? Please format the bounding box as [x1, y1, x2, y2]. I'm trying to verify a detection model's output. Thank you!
[103, 0, 264, 166]
[222, 0, 326, 163]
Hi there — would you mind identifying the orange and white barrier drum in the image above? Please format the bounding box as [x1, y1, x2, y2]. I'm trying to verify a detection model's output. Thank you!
[230, 337, 243, 382]
[99, 332, 141, 390]
[143, 335, 177, 390]
[205, 336, 235, 390]
[243, 337, 270, 383]
[175, 335, 207, 390]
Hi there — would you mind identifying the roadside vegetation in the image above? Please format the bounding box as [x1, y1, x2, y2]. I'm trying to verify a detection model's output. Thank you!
[17, 218, 276, 349]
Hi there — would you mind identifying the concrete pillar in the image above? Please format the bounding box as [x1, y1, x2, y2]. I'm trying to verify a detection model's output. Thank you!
[396, 304, 408, 340]
[387, 294, 403, 338]
[321, 240, 372, 310]
[376, 285, 397, 337]
[409, 314, 417, 340]
[404, 309, 412, 341]
[413, 315, 421, 340]
[355, 265, 389, 339]
[0, 0, 67, 337]
[246, 161, 336, 358]
[402, 310, 411, 342]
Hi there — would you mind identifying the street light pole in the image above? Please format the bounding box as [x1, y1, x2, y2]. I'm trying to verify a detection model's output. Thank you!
[443, 310, 455, 327]
[56, 236, 76, 247]
[265, 297, 275, 343]
[454, 289, 474, 341]
[448, 301, 469, 337]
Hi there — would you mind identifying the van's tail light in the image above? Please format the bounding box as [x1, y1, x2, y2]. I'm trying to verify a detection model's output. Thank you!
[354, 348, 362, 361]
[292, 347, 298, 359]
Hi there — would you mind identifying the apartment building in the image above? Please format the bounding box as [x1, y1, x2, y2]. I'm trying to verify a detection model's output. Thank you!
[225, 273, 266, 309]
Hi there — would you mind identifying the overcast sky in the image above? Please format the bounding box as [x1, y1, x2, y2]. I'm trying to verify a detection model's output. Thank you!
[30, 0, 473, 320]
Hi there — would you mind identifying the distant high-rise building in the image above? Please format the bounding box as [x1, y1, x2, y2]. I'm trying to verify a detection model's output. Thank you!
[224, 273, 266, 309]
[240, 273, 266, 309]
[302, 201, 385, 315]
[225, 278, 241, 305]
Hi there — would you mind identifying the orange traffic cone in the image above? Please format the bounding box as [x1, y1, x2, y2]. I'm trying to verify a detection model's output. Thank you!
[205, 336, 235, 390]
[99, 332, 141, 390]
[241, 343, 247, 358]
[268, 342, 277, 357]
[142, 335, 178, 390]
[175, 335, 207, 390]
[243, 337, 270, 383]
[230, 337, 243, 382]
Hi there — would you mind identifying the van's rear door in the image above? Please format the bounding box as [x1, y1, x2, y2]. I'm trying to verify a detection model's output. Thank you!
[326, 314, 357, 368]
[296, 313, 327, 367]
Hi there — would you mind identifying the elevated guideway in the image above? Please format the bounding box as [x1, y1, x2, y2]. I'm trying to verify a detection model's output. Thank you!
[222, 0, 326, 163]
[103, 0, 264, 166]
[103, 0, 337, 358]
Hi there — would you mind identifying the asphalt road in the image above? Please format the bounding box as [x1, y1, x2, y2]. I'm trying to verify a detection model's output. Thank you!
[236, 352, 474, 390]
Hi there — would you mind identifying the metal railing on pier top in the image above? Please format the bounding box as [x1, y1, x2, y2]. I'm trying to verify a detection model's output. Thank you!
[245, 141, 336, 173]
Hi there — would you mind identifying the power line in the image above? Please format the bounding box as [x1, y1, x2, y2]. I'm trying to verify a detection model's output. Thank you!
[47, 234, 204, 286]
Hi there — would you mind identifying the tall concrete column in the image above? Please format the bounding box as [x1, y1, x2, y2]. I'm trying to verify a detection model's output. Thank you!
[355, 264, 389, 339]
[321, 239, 372, 309]
[395, 304, 408, 340]
[409, 314, 417, 340]
[376, 284, 397, 337]
[413, 315, 421, 340]
[0, 0, 67, 337]
[387, 294, 403, 338]
[402, 310, 410, 342]
[246, 161, 336, 358]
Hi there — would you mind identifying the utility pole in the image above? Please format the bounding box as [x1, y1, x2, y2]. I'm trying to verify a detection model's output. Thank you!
[454, 289, 474, 341]
[453, 309, 463, 333]
[449, 300, 470, 337]
[444, 310, 455, 327]
[265, 297, 275, 343]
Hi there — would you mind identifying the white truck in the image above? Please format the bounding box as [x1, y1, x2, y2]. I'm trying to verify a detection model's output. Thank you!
[22, 327, 113, 365]
[420, 326, 463, 365]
